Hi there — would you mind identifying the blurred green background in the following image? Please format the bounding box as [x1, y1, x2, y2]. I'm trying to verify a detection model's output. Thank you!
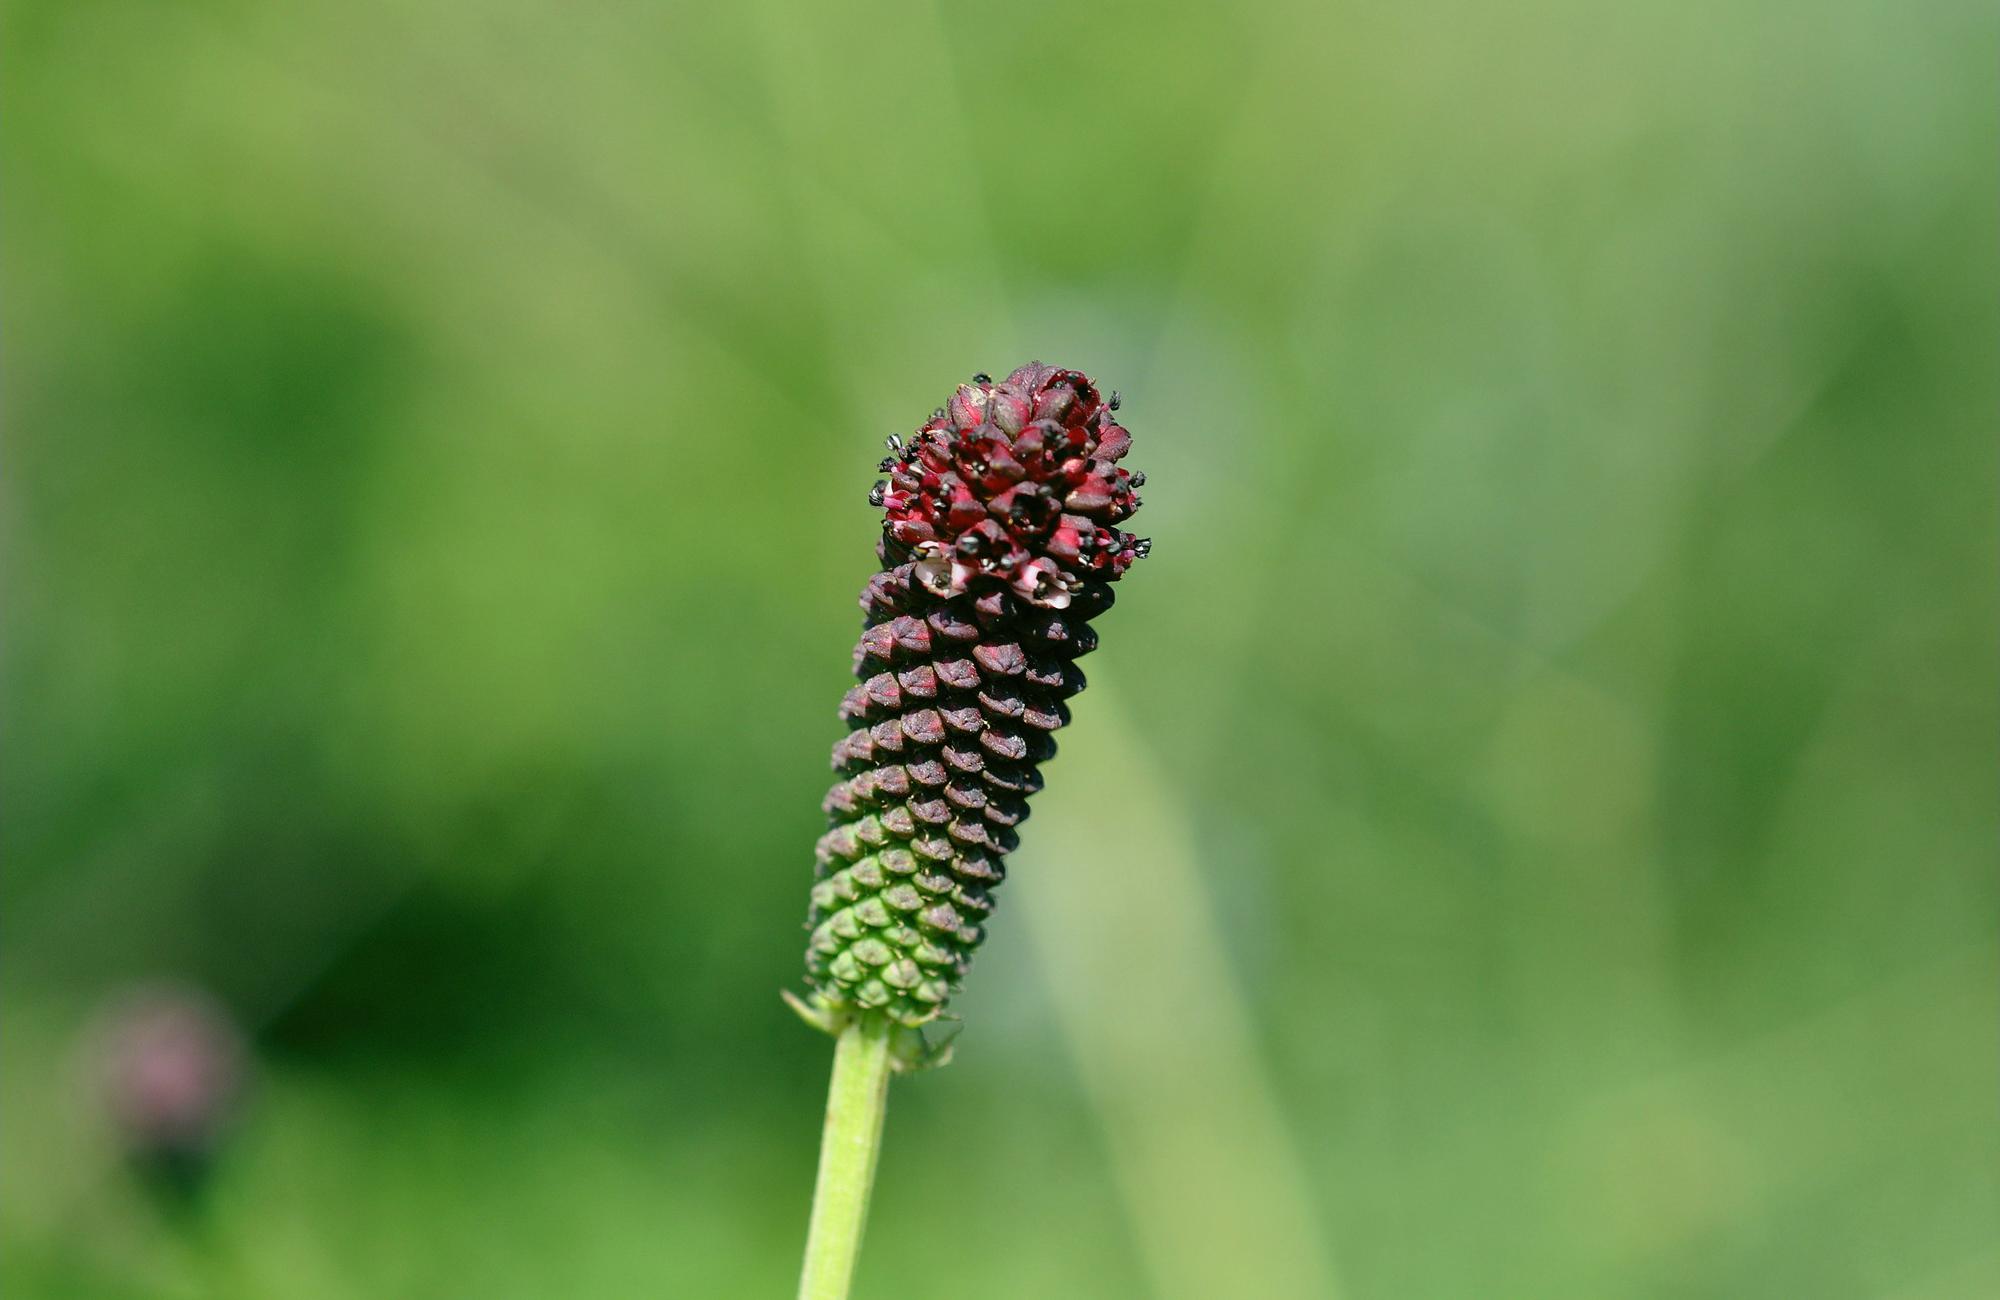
[5, 0, 1995, 1296]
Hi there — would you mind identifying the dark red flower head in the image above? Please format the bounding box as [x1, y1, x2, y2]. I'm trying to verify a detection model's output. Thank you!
[874, 363, 1147, 610]
[799, 363, 1149, 1037]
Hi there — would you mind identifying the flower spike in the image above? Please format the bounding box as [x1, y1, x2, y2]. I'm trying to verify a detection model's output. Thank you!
[797, 363, 1149, 1034]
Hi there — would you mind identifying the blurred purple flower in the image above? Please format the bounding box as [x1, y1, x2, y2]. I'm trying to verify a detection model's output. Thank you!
[93, 982, 248, 1188]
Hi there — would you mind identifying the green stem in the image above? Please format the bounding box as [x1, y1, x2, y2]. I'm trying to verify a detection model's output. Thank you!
[798, 1015, 894, 1300]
